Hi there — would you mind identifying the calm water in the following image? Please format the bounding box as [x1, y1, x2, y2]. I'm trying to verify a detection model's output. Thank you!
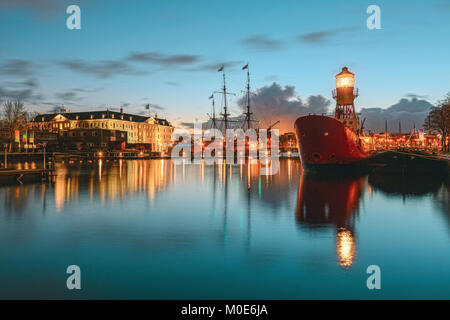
[0, 159, 449, 299]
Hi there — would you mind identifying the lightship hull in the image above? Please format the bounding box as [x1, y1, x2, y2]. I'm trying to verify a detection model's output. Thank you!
[294, 115, 371, 171]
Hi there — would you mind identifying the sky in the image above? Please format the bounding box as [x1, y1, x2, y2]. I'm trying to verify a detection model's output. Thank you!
[0, 0, 449, 132]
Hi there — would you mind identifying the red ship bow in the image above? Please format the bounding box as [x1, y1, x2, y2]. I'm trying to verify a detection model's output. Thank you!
[294, 115, 371, 170]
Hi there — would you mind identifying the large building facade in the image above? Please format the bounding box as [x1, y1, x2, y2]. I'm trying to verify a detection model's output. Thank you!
[29, 109, 174, 153]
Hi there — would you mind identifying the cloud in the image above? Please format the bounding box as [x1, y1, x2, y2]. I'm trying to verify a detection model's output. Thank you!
[21, 78, 38, 88]
[59, 59, 148, 78]
[59, 51, 203, 78]
[179, 121, 195, 129]
[0, 0, 67, 18]
[240, 35, 282, 51]
[0, 71, 44, 104]
[166, 81, 180, 86]
[128, 52, 200, 66]
[151, 104, 164, 110]
[360, 97, 435, 133]
[0, 59, 36, 76]
[1, 78, 38, 89]
[141, 103, 164, 110]
[236, 82, 331, 133]
[435, 0, 450, 12]
[55, 91, 82, 101]
[298, 27, 359, 45]
[404, 93, 428, 100]
[195, 61, 244, 72]
[0, 86, 44, 102]
[72, 87, 104, 93]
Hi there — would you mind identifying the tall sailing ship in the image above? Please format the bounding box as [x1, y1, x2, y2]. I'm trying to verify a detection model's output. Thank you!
[294, 67, 372, 170]
[208, 64, 256, 132]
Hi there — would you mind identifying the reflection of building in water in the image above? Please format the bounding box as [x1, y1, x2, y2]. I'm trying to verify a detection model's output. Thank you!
[369, 172, 450, 232]
[53, 164, 77, 212]
[295, 172, 367, 268]
[51, 160, 174, 211]
[434, 180, 450, 231]
[368, 172, 444, 197]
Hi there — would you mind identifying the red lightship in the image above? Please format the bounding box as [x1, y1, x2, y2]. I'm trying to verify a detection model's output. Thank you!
[295, 67, 372, 171]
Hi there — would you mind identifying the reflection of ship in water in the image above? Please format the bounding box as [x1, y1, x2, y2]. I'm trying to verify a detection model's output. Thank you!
[295, 172, 367, 268]
[209, 159, 302, 248]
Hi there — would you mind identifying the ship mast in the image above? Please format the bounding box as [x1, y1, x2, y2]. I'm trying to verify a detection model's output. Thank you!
[208, 94, 217, 129]
[243, 64, 253, 130]
[215, 66, 235, 132]
[220, 68, 230, 130]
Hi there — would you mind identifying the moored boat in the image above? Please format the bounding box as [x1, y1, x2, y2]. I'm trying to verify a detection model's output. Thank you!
[295, 67, 372, 171]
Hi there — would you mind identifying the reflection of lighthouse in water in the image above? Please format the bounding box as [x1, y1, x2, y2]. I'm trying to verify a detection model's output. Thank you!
[295, 172, 367, 268]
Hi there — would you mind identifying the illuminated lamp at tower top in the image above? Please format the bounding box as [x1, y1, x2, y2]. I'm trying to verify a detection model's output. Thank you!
[335, 66, 355, 88]
[332, 67, 359, 122]
[333, 67, 358, 106]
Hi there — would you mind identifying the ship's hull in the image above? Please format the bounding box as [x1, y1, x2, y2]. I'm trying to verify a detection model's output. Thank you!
[294, 115, 371, 171]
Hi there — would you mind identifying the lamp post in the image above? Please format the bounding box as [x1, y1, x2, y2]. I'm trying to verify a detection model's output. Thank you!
[3, 143, 7, 169]
[43, 143, 47, 170]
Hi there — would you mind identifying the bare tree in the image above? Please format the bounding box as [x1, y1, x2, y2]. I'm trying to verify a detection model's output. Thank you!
[2, 100, 28, 152]
[424, 93, 450, 151]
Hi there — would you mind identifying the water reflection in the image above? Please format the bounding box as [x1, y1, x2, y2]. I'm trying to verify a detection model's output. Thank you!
[369, 172, 450, 232]
[435, 179, 450, 232]
[0, 159, 449, 298]
[369, 172, 444, 196]
[295, 172, 366, 268]
[52, 159, 175, 212]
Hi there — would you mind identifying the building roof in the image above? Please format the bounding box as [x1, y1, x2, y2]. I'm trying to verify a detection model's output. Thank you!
[32, 110, 172, 126]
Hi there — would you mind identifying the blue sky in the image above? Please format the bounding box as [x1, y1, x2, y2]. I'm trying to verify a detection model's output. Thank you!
[0, 0, 449, 130]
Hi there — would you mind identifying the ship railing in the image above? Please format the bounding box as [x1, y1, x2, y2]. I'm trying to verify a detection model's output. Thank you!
[331, 88, 359, 99]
